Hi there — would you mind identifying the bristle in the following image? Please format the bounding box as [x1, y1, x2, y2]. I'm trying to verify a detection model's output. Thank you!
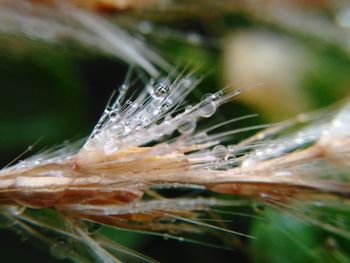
[1, 1, 350, 262]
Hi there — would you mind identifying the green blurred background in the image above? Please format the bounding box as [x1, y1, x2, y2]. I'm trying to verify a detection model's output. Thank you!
[1, 2, 350, 262]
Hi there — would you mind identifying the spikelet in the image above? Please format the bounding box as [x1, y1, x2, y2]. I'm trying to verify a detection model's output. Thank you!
[1, 1, 350, 262]
[1, 66, 350, 261]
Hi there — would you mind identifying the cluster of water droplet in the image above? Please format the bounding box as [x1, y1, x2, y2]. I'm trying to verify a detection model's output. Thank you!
[80, 73, 243, 158]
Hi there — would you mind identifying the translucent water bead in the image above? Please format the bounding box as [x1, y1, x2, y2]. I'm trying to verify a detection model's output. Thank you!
[212, 145, 228, 159]
[194, 132, 208, 144]
[104, 138, 121, 155]
[199, 95, 217, 118]
[110, 124, 125, 135]
[153, 82, 169, 98]
[178, 118, 196, 135]
[161, 99, 172, 112]
[181, 77, 194, 88]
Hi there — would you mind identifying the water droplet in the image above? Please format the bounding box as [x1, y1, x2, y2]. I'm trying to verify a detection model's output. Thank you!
[138, 21, 153, 34]
[325, 237, 338, 250]
[178, 118, 196, 135]
[163, 233, 171, 240]
[199, 98, 216, 118]
[50, 238, 71, 260]
[83, 139, 98, 151]
[109, 111, 118, 119]
[260, 193, 269, 199]
[203, 93, 215, 100]
[181, 77, 193, 88]
[241, 157, 257, 169]
[143, 118, 151, 126]
[225, 154, 236, 162]
[274, 171, 293, 177]
[212, 145, 227, 159]
[337, 8, 350, 28]
[110, 124, 125, 135]
[194, 132, 208, 143]
[215, 90, 224, 99]
[104, 139, 121, 155]
[154, 82, 169, 98]
[185, 105, 193, 113]
[161, 99, 172, 111]
[187, 32, 202, 45]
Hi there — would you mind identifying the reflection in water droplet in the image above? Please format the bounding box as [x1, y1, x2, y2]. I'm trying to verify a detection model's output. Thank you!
[154, 82, 169, 98]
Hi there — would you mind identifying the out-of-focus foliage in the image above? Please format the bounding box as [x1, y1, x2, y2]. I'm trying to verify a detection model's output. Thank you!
[1, 1, 350, 262]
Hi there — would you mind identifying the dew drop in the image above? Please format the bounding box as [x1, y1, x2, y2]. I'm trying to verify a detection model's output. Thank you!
[110, 124, 125, 135]
[199, 98, 216, 118]
[274, 171, 293, 177]
[120, 83, 128, 91]
[163, 233, 171, 240]
[202, 93, 215, 100]
[235, 88, 242, 95]
[143, 118, 151, 126]
[138, 21, 153, 34]
[83, 139, 98, 151]
[161, 99, 172, 111]
[178, 118, 196, 135]
[187, 32, 202, 45]
[178, 237, 184, 242]
[181, 77, 194, 88]
[214, 90, 224, 99]
[50, 238, 72, 260]
[224, 154, 236, 162]
[325, 237, 338, 250]
[108, 111, 118, 121]
[154, 82, 169, 98]
[104, 139, 121, 155]
[194, 132, 208, 143]
[212, 145, 227, 159]
[241, 157, 257, 168]
[185, 105, 193, 113]
[337, 8, 350, 28]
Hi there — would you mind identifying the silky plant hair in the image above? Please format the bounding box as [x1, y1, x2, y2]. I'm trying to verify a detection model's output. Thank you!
[1, 1, 350, 262]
